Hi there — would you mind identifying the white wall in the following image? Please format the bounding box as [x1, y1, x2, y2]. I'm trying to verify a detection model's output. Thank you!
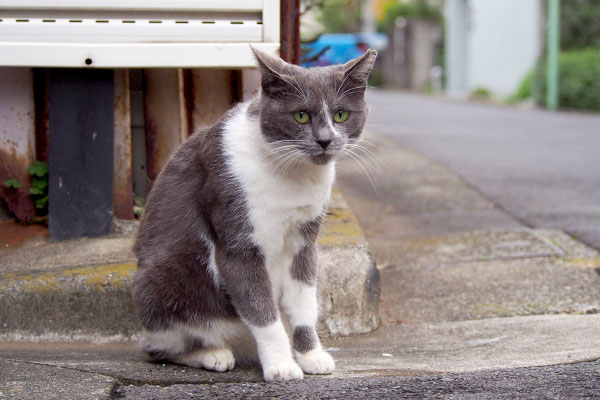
[466, 0, 542, 95]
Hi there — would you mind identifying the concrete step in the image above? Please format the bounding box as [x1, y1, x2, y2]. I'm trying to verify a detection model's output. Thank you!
[0, 190, 380, 341]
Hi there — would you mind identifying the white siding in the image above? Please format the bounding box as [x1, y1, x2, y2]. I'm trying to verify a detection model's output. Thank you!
[467, 0, 542, 95]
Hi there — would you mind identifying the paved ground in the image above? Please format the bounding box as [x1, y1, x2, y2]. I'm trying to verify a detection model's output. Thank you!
[2, 94, 600, 398]
[113, 359, 600, 399]
[365, 90, 600, 250]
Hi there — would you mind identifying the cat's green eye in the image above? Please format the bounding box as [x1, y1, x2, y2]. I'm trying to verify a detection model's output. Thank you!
[333, 110, 349, 123]
[293, 111, 310, 124]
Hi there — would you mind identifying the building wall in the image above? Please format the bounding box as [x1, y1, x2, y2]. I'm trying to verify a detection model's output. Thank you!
[467, 0, 542, 95]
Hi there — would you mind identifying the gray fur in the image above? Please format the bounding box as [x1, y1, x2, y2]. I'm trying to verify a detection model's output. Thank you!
[290, 217, 322, 285]
[292, 325, 318, 354]
[132, 48, 376, 366]
[133, 110, 278, 332]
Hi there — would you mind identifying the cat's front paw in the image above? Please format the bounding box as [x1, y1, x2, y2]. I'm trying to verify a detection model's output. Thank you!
[263, 360, 304, 382]
[295, 349, 335, 375]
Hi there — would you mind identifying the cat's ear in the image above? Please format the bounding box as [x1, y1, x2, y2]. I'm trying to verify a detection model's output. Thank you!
[250, 46, 295, 97]
[340, 49, 377, 90]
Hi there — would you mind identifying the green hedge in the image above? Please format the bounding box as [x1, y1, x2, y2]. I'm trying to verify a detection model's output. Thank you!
[561, 0, 600, 50]
[532, 48, 600, 111]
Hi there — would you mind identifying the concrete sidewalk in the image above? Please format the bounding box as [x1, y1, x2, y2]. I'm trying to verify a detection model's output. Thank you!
[2, 131, 600, 399]
[0, 190, 379, 341]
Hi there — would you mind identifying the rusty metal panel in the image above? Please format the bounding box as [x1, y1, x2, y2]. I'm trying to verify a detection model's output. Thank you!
[0, 68, 36, 221]
[143, 68, 187, 181]
[183, 69, 235, 135]
[113, 69, 134, 219]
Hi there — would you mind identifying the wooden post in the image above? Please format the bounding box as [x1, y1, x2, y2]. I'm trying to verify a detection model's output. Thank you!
[143, 69, 188, 181]
[113, 70, 134, 219]
[183, 69, 238, 134]
[242, 69, 261, 101]
[48, 69, 114, 241]
[280, 0, 301, 64]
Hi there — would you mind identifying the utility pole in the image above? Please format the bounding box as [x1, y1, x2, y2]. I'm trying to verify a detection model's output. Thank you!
[546, 0, 560, 111]
[362, 0, 376, 33]
[445, 0, 468, 96]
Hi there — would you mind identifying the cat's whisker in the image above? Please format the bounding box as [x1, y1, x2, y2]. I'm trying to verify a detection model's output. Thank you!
[345, 146, 381, 176]
[279, 150, 305, 177]
[272, 139, 305, 144]
[342, 148, 380, 195]
[349, 137, 387, 151]
[274, 153, 297, 177]
[339, 84, 369, 95]
[267, 148, 300, 168]
[271, 148, 301, 175]
[281, 91, 306, 101]
[290, 74, 309, 103]
[262, 146, 300, 162]
[335, 69, 353, 98]
[346, 141, 377, 157]
[338, 87, 369, 100]
[347, 139, 381, 158]
[263, 140, 306, 163]
[346, 144, 382, 171]
[265, 71, 308, 104]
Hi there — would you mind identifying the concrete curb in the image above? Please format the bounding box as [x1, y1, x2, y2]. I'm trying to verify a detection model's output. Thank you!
[0, 190, 380, 340]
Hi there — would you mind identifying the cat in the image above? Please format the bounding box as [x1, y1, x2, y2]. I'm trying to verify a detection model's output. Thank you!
[132, 47, 377, 382]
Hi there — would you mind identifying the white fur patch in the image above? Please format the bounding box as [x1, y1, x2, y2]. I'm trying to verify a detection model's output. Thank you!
[140, 326, 186, 355]
[203, 237, 219, 287]
[295, 347, 335, 375]
[219, 101, 335, 381]
[140, 319, 252, 358]
[322, 100, 340, 138]
[280, 279, 318, 328]
[250, 320, 303, 381]
[175, 348, 235, 371]
[222, 102, 335, 300]
[183, 319, 249, 349]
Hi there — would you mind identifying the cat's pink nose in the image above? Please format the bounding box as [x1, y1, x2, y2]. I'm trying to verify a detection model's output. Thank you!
[316, 139, 332, 149]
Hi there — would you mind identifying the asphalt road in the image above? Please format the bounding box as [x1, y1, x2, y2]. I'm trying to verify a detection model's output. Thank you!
[366, 91, 600, 250]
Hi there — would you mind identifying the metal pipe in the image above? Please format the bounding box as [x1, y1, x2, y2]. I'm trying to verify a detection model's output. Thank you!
[546, 0, 560, 111]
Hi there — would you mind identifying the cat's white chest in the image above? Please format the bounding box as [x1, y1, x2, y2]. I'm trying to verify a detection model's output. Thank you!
[235, 147, 334, 262]
[222, 103, 334, 297]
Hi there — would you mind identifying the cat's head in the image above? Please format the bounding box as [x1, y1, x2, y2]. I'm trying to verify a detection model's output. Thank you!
[252, 47, 377, 166]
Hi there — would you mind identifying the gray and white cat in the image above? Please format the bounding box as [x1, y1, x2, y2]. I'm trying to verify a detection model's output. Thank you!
[132, 48, 377, 382]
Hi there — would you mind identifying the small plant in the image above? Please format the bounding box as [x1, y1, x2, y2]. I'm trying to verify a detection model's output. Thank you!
[471, 87, 491, 100]
[28, 161, 48, 211]
[507, 70, 533, 104]
[133, 196, 145, 218]
[4, 178, 22, 189]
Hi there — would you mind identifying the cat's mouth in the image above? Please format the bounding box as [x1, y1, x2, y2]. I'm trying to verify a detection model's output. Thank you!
[309, 153, 334, 165]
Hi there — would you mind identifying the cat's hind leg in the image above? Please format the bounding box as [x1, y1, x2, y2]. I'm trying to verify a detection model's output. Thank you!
[139, 326, 187, 362]
[139, 325, 236, 372]
[174, 348, 235, 372]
